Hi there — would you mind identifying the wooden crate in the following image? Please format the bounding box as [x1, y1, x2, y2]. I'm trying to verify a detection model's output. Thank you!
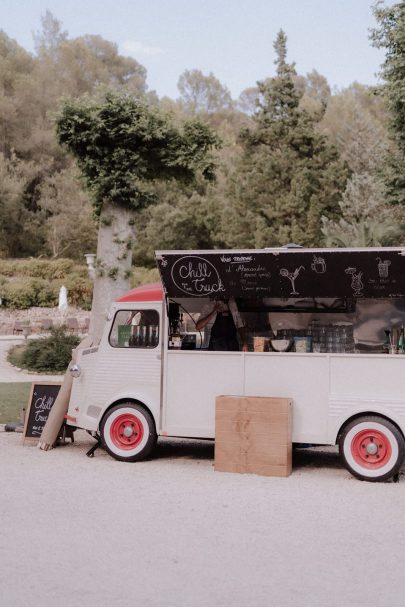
[215, 395, 292, 477]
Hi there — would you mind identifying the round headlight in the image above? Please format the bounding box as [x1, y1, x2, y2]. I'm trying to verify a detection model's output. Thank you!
[69, 363, 82, 378]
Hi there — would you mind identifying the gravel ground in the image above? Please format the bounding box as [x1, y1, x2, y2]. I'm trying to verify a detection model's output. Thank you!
[1, 430, 405, 607]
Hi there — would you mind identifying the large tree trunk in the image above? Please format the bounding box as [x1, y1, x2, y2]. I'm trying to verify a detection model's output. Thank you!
[89, 203, 135, 343]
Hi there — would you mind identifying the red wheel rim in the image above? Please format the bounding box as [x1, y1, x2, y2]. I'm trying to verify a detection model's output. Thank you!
[351, 428, 392, 469]
[110, 413, 144, 450]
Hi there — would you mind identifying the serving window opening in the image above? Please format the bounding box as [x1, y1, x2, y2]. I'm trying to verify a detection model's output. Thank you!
[165, 295, 405, 354]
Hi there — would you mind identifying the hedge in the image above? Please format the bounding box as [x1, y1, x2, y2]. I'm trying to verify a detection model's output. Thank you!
[0, 258, 92, 309]
[0, 258, 160, 309]
[0, 258, 88, 279]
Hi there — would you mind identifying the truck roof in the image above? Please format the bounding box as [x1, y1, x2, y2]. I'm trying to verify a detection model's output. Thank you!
[116, 282, 164, 303]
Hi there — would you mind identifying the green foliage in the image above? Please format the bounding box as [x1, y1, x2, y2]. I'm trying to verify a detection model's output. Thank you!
[320, 83, 390, 174]
[131, 266, 160, 288]
[56, 91, 220, 216]
[107, 266, 119, 280]
[14, 326, 80, 373]
[177, 69, 233, 114]
[0, 276, 92, 309]
[0, 154, 97, 260]
[134, 180, 222, 266]
[321, 173, 404, 246]
[1, 279, 42, 308]
[0, 258, 92, 309]
[0, 14, 146, 260]
[225, 31, 348, 248]
[38, 166, 98, 258]
[0, 10, 400, 259]
[371, 2, 405, 205]
[0, 258, 86, 279]
[372, 2, 405, 152]
[0, 154, 47, 258]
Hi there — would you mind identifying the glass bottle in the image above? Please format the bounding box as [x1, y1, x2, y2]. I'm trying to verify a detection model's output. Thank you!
[382, 330, 391, 354]
[398, 325, 405, 354]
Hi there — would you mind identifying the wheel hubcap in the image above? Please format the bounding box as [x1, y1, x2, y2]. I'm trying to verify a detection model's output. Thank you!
[366, 442, 378, 456]
[123, 425, 134, 438]
[110, 413, 144, 450]
[351, 428, 391, 469]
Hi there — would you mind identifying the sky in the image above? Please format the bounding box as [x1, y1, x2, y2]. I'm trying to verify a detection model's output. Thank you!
[0, 0, 394, 100]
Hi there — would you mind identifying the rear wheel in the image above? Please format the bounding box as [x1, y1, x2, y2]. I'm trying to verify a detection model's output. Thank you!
[339, 416, 404, 482]
[100, 403, 157, 462]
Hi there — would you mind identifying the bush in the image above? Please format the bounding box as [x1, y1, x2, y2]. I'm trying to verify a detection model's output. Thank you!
[62, 275, 93, 309]
[14, 327, 80, 373]
[0, 257, 158, 309]
[0, 271, 93, 309]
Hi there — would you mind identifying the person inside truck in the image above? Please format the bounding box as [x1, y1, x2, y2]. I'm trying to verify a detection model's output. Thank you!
[196, 297, 248, 351]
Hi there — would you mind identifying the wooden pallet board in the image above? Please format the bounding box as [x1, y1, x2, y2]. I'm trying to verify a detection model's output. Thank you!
[215, 395, 292, 477]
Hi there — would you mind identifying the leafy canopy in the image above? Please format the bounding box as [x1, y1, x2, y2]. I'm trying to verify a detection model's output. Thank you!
[56, 91, 220, 215]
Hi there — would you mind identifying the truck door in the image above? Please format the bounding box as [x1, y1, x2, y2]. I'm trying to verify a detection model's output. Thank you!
[71, 303, 163, 433]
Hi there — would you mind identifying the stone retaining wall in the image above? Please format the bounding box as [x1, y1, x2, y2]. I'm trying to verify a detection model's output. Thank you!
[0, 307, 90, 336]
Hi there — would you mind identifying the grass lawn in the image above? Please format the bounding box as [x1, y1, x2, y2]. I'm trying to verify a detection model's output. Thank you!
[0, 383, 32, 423]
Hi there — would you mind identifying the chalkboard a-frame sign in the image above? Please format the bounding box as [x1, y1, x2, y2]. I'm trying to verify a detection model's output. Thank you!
[22, 382, 62, 444]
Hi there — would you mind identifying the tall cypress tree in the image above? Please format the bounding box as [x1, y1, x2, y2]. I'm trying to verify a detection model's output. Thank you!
[226, 31, 348, 248]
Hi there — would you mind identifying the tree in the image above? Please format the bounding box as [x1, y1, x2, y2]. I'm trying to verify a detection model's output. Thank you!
[371, 1, 405, 205]
[0, 153, 30, 256]
[237, 87, 259, 115]
[294, 69, 331, 117]
[321, 173, 404, 246]
[33, 10, 68, 55]
[39, 167, 97, 258]
[19, 12, 147, 165]
[317, 81, 403, 244]
[177, 69, 233, 114]
[56, 91, 219, 340]
[320, 83, 390, 173]
[224, 30, 348, 248]
[133, 178, 222, 266]
[0, 153, 46, 256]
[0, 31, 35, 157]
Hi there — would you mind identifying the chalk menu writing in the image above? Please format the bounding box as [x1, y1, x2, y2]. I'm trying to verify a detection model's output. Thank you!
[23, 382, 61, 442]
[157, 250, 405, 299]
[170, 255, 226, 297]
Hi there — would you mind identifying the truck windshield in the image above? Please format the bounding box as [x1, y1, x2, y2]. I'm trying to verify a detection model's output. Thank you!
[109, 310, 159, 348]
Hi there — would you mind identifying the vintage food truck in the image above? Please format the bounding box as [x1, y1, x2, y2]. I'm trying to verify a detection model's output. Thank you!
[67, 247, 405, 482]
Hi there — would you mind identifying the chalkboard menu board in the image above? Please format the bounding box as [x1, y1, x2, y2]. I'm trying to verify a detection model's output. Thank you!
[22, 382, 62, 443]
[156, 249, 405, 300]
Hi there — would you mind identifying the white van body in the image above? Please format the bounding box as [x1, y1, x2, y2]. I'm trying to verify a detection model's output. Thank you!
[67, 247, 405, 481]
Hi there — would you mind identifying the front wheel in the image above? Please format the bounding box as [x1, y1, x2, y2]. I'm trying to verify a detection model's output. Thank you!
[100, 403, 157, 462]
[339, 416, 405, 482]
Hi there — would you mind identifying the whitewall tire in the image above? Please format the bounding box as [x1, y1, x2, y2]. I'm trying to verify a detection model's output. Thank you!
[100, 403, 157, 462]
[339, 416, 404, 482]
